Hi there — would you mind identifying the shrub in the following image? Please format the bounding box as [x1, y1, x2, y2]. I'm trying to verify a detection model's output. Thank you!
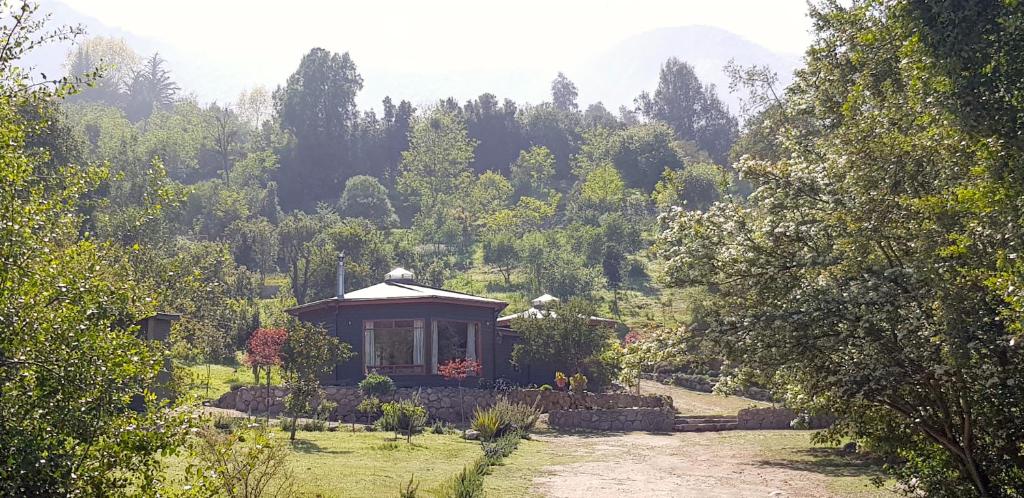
[539, 384, 553, 391]
[441, 457, 486, 498]
[476, 377, 494, 390]
[491, 396, 540, 434]
[300, 419, 327, 432]
[493, 378, 517, 392]
[470, 408, 502, 442]
[431, 420, 449, 434]
[569, 372, 587, 393]
[482, 430, 523, 464]
[358, 373, 395, 398]
[398, 475, 419, 498]
[186, 426, 294, 497]
[379, 397, 428, 443]
[357, 397, 382, 425]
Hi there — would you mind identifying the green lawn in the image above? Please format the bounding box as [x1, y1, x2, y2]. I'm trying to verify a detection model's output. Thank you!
[184, 363, 281, 401]
[165, 427, 500, 498]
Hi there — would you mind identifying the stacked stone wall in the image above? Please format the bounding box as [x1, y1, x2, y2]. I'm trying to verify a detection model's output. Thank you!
[736, 407, 834, 430]
[215, 386, 671, 423]
[547, 407, 675, 432]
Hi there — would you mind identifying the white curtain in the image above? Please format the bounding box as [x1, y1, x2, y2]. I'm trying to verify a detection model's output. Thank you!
[466, 322, 476, 361]
[363, 324, 375, 367]
[413, 319, 424, 365]
[431, 320, 439, 374]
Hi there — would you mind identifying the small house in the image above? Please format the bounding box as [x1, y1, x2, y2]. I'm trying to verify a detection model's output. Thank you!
[286, 259, 511, 386]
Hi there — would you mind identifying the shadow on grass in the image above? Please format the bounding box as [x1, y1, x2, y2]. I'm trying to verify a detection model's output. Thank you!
[754, 447, 887, 479]
[288, 439, 352, 455]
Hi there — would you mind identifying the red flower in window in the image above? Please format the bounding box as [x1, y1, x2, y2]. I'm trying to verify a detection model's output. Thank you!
[438, 358, 482, 381]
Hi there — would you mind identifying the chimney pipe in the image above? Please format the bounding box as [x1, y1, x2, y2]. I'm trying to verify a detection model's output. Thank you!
[336, 252, 346, 299]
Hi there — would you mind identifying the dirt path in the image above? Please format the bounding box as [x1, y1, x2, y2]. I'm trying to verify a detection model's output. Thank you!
[529, 431, 885, 498]
[639, 379, 771, 415]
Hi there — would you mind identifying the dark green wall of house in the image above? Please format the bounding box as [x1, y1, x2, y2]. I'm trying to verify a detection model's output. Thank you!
[295, 302, 508, 386]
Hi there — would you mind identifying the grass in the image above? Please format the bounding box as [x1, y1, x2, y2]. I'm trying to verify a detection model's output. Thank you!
[184, 362, 281, 401]
[165, 427, 499, 497]
[481, 436, 581, 498]
[734, 431, 900, 497]
[638, 379, 771, 415]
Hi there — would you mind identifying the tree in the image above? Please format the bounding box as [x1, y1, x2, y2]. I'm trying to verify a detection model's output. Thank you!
[602, 244, 623, 313]
[551, 72, 579, 113]
[481, 232, 519, 287]
[510, 299, 617, 381]
[636, 57, 737, 165]
[656, 2, 1024, 495]
[1, 5, 188, 493]
[438, 358, 481, 427]
[125, 53, 179, 121]
[338, 175, 398, 228]
[274, 48, 363, 210]
[652, 162, 730, 212]
[235, 85, 272, 128]
[397, 109, 476, 215]
[245, 328, 287, 420]
[510, 145, 555, 198]
[63, 36, 139, 106]
[280, 321, 351, 440]
[577, 163, 625, 217]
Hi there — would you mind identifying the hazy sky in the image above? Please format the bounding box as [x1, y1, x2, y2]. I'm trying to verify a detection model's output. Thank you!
[60, 0, 813, 68]
[53, 0, 814, 109]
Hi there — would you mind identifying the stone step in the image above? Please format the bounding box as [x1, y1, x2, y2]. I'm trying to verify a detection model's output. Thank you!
[673, 422, 738, 432]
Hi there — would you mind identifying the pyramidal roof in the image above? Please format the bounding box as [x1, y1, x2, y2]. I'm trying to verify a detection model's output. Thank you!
[286, 268, 506, 315]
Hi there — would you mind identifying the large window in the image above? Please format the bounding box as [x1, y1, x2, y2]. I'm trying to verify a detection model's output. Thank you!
[431, 320, 478, 373]
[364, 320, 424, 373]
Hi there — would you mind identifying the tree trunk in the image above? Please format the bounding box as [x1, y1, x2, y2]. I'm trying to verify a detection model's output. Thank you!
[289, 413, 298, 441]
[266, 366, 272, 423]
[206, 363, 211, 399]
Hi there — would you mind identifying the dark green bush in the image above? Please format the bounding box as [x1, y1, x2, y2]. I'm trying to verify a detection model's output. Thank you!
[359, 373, 395, 397]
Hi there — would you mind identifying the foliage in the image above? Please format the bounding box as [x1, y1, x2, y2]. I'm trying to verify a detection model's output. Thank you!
[0, 5, 192, 493]
[438, 358, 482, 382]
[339, 175, 398, 228]
[568, 373, 588, 394]
[511, 300, 619, 385]
[635, 57, 737, 165]
[357, 397, 382, 424]
[280, 321, 351, 439]
[470, 408, 501, 442]
[379, 397, 428, 443]
[398, 475, 420, 498]
[652, 162, 730, 212]
[656, 1, 1024, 495]
[358, 372, 396, 398]
[245, 328, 287, 368]
[180, 426, 294, 498]
[440, 457, 486, 498]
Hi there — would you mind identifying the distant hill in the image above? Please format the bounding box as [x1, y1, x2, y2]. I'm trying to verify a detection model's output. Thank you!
[26, 3, 801, 117]
[571, 26, 802, 115]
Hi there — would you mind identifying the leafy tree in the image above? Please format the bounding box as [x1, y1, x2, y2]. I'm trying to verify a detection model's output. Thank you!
[338, 175, 398, 228]
[225, 217, 278, 282]
[463, 93, 524, 175]
[235, 85, 272, 128]
[577, 163, 625, 217]
[582, 102, 621, 131]
[602, 244, 624, 313]
[482, 232, 519, 287]
[510, 299, 618, 381]
[0, 6, 188, 493]
[245, 328, 287, 419]
[281, 321, 352, 440]
[575, 123, 683, 191]
[397, 109, 476, 215]
[519, 102, 581, 181]
[656, 2, 1024, 495]
[125, 53, 179, 121]
[64, 36, 139, 106]
[274, 48, 363, 210]
[652, 162, 730, 212]
[550, 72, 579, 113]
[510, 145, 555, 198]
[636, 57, 737, 165]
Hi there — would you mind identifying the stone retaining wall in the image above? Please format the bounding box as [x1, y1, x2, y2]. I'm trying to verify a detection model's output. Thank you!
[736, 407, 833, 430]
[547, 407, 675, 432]
[215, 386, 671, 424]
